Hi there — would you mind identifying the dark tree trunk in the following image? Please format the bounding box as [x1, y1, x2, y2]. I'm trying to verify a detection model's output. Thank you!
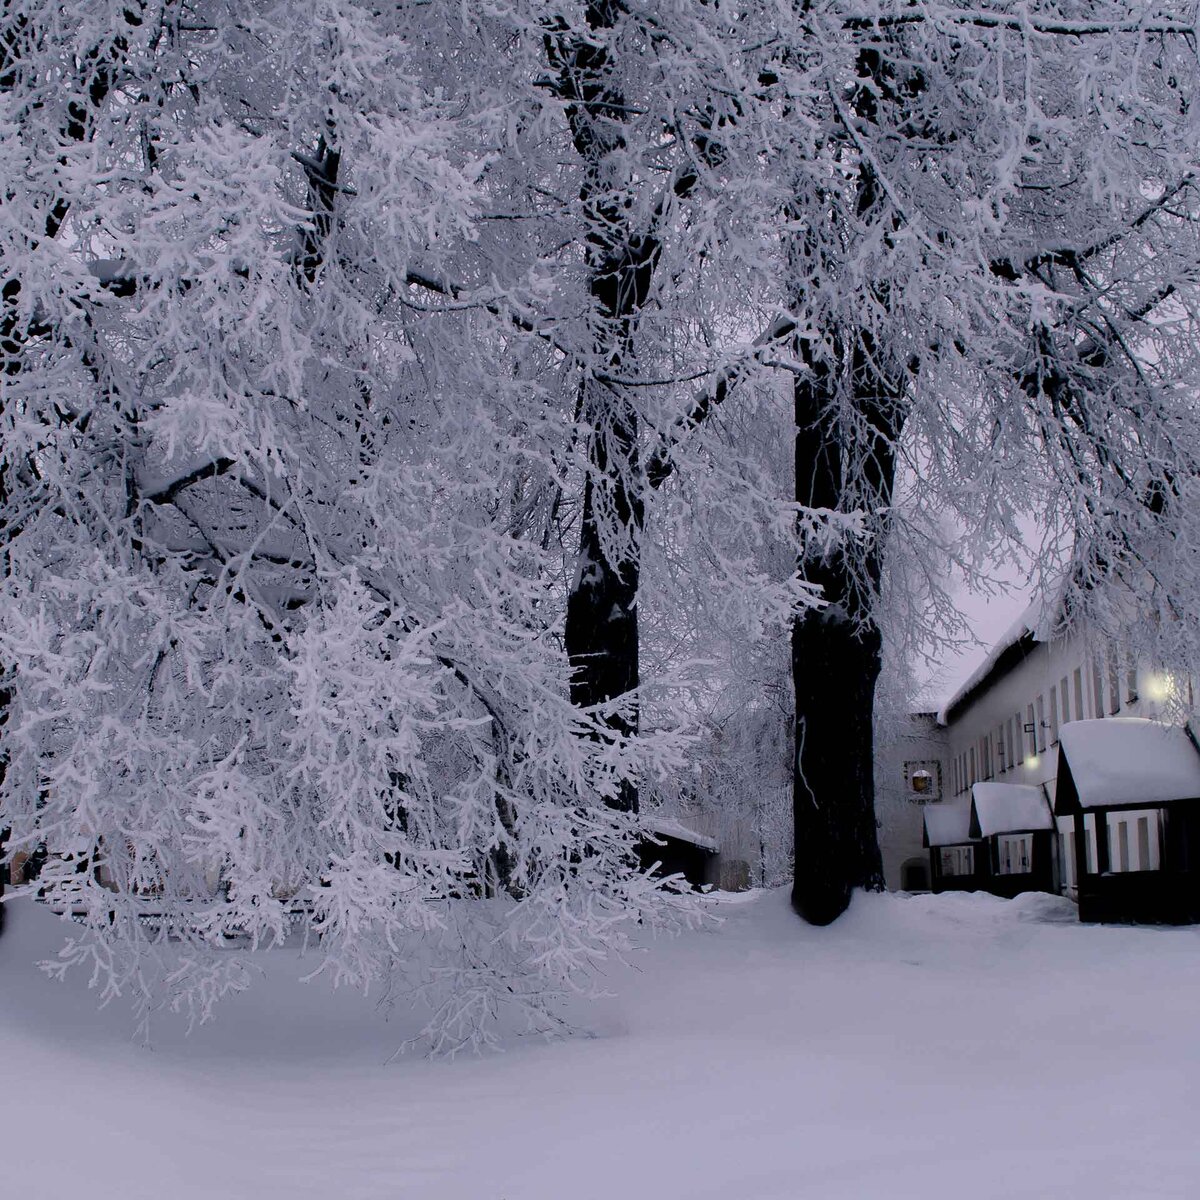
[787, 41, 919, 924]
[789, 339, 898, 924]
[790, 597, 885, 923]
[548, 2, 660, 813]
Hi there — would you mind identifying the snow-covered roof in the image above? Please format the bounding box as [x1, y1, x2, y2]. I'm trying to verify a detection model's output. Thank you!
[643, 816, 718, 853]
[937, 585, 1067, 726]
[970, 782, 1053, 838]
[923, 797, 975, 848]
[1057, 719, 1200, 811]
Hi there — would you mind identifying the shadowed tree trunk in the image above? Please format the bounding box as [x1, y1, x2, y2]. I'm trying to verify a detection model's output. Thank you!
[548, 2, 661, 813]
[790, 336, 902, 923]
[789, 43, 916, 924]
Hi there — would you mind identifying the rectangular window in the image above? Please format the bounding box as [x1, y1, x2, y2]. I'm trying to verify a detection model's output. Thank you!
[1083, 814, 1098, 874]
[1049, 687, 1060, 744]
[996, 725, 1006, 773]
[1060, 676, 1071, 725]
[1064, 829, 1077, 889]
[1074, 668, 1085, 722]
[1006, 718, 1015, 770]
[969, 747, 976, 786]
[1106, 810, 1161, 872]
[1027, 704, 1038, 759]
[1013, 712, 1024, 764]
[997, 834, 1034, 875]
[1092, 659, 1105, 719]
[1114, 821, 1130, 872]
[940, 846, 974, 876]
[1036, 695, 1047, 753]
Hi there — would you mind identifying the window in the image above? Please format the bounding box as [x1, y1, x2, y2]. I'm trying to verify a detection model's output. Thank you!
[1005, 718, 1015, 770]
[1059, 822, 1078, 890]
[980, 735, 993, 781]
[1013, 712, 1024, 765]
[1092, 658, 1105, 719]
[1026, 704, 1037, 759]
[996, 725, 1007, 773]
[939, 846, 974, 876]
[969, 747, 976, 786]
[1105, 809, 1162, 873]
[1060, 675, 1071, 724]
[1036, 695, 1047, 753]
[1083, 814, 1098, 874]
[997, 834, 1033, 875]
[1074, 668, 1085, 722]
[1137, 816, 1152, 869]
[904, 761, 941, 802]
[1049, 686, 1059, 744]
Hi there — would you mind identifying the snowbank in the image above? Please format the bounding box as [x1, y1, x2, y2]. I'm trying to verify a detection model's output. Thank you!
[2, 889, 1199, 1200]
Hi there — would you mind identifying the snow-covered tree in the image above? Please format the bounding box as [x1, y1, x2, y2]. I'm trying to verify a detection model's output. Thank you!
[759, 1, 1200, 922]
[0, 0, 733, 1046]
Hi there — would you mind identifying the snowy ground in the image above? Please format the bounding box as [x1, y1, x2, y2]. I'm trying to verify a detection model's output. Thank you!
[2, 888, 1198, 1200]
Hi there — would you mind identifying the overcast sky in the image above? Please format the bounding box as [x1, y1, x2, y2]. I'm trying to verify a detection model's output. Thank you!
[918, 584, 1034, 710]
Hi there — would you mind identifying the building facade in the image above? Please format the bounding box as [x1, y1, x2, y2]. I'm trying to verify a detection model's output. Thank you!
[879, 600, 1193, 900]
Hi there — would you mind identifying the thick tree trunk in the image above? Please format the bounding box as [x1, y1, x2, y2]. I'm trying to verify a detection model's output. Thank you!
[550, 3, 658, 812]
[790, 578, 886, 924]
[790, 340, 900, 923]
[787, 39, 918, 923]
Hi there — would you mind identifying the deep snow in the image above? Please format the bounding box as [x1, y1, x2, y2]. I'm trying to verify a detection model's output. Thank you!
[2, 888, 1198, 1199]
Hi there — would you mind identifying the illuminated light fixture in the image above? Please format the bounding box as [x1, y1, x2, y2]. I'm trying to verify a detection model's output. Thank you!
[1028, 755, 1039, 768]
[1144, 672, 1176, 702]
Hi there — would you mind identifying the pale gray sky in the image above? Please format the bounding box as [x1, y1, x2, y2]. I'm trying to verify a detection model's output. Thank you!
[920, 583, 1034, 709]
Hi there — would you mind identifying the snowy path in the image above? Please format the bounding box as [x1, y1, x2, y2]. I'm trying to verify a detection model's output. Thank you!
[2, 889, 1198, 1199]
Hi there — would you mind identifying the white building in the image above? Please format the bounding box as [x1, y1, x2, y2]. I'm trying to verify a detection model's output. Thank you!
[878, 598, 1192, 894]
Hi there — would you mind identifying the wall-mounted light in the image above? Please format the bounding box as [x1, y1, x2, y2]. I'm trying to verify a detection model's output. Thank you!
[1144, 673, 1176, 703]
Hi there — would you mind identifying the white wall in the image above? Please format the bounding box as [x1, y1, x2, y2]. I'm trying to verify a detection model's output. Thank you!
[875, 713, 949, 890]
[937, 633, 1190, 893]
[942, 632, 1183, 804]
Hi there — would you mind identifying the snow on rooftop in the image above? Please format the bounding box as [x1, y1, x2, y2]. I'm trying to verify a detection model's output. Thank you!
[923, 796, 975, 847]
[643, 816, 718, 853]
[1058, 718, 1200, 809]
[937, 584, 1067, 725]
[971, 782, 1053, 837]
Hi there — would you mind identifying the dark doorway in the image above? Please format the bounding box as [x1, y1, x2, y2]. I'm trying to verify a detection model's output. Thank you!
[901, 857, 930, 892]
